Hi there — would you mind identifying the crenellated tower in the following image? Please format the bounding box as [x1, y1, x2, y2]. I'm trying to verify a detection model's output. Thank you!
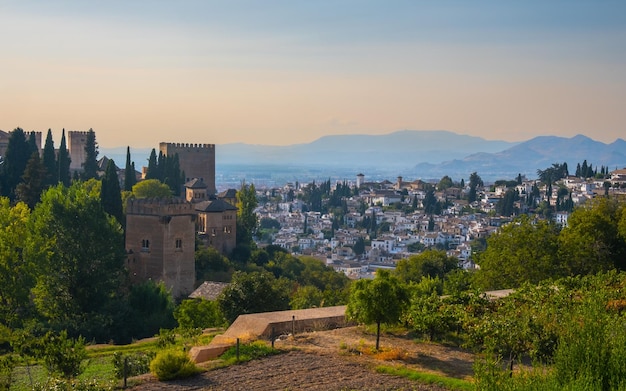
[159, 142, 216, 195]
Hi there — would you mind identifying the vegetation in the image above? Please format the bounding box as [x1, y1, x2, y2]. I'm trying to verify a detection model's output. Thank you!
[149, 349, 199, 381]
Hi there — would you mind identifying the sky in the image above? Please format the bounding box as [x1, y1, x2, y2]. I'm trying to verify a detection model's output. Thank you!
[1, 1, 625, 148]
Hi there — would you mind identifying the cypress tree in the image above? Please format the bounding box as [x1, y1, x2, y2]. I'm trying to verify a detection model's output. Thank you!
[101, 159, 123, 226]
[146, 149, 158, 180]
[42, 129, 56, 187]
[1, 127, 31, 199]
[82, 128, 99, 180]
[57, 129, 71, 186]
[27, 131, 38, 155]
[123, 146, 136, 191]
[16, 152, 46, 209]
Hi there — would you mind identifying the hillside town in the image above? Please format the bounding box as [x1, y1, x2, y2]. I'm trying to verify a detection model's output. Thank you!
[254, 170, 626, 279]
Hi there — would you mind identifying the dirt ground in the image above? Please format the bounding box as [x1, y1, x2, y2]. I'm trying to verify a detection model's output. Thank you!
[129, 326, 476, 391]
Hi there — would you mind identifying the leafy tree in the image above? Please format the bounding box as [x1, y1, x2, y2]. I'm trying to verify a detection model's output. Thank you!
[56, 129, 71, 187]
[39, 330, 87, 380]
[0, 127, 31, 199]
[290, 285, 325, 309]
[29, 183, 126, 340]
[495, 188, 518, 217]
[236, 181, 258, 245]
[558, 197, 626, 275]
[474, 215, 562, 290]
[394, 249, 459, 284]
[195, 247, 233, 283]
[346, 269, 409, 350]
[437, 175, 454, 191]
[42, 129, 57, 187]
[175, 299, 226, 330]
[352, 237, 365, 256]
[123, 147, 136, 192]
[16, 152, 47, 209]
[0, 199, 35, 327]
[81, 128, 98, 180]
[218, 271, 290, 323]
[132, 179, 172, 198]
[101, 159, 123, 226]
[124, 280, 176, 341]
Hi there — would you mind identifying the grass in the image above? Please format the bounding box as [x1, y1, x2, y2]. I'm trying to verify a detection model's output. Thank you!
[218, 340, 279, 366]
[376, 365, 474, 391]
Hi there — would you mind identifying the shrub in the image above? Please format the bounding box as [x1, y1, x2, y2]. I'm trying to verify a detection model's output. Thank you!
[39, 331, 87, 380]
[112, 351, 155, 379]
[149, 350, 199, 381]
[0, 355, 16, 391]
[156, 328, 176, 349]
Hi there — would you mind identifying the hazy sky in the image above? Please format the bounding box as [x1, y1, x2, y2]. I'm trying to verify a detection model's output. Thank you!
[1, 1, 625, 148]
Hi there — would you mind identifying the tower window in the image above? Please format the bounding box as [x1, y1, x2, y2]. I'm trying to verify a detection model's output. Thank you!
[175, 238, 183, 251]
[141, 239, 150, 252]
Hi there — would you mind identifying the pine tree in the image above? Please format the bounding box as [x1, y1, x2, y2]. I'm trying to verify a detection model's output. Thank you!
[42, 129, 56, 187]
[123, 146, 136, 191]
[57, 129, 71, 186]
[101, 159, 123, 226]
[81, 128, 99, 180]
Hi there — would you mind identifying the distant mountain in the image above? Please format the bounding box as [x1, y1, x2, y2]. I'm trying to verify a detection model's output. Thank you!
[413, 134, 626, 181]
[217, 130, 515, 170]
[100, 131, 626, 186]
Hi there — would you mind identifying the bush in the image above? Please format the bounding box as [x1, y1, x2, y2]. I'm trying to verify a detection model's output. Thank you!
[0, 355, 16, 391]
[112, 351, 155, 379]
[33, 378, 115, 391]
[149, 350, 199, 381]
[39, 331, 86, 380]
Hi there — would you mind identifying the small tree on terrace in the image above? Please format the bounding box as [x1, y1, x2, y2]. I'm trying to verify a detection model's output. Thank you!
[346, 270, 409, 350]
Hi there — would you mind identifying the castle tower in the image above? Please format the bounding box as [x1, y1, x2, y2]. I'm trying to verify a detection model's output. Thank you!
[68, 130, 89, 171]
[356, 173, 364, 189]
[160, 142, 216, 195]
[125, 198, 196, 298]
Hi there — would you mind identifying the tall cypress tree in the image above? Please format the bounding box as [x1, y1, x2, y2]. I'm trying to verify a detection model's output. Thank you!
[16, 152, 46, 209]
[101, 159, 123, 226]
[57, 129, 71, 186]
[27, 131, 38, 155]
[42, 129, 56, 187]
[81, 128, 99, 180]
[1, 127, 31, 199]
[123, 146, 136, 191]
[146, 149, 158, 180]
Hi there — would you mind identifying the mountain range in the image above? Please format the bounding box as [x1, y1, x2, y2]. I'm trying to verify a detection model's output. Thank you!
[102, 130, 626, 185]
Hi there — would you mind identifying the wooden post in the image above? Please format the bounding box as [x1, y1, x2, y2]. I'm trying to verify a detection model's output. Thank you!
[236, 338, 240, 362]
[271, 326, 275, 348]
[292, 315, 295, 336]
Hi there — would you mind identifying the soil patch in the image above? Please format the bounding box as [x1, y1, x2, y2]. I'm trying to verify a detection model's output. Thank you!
[129, 326, 476, 390]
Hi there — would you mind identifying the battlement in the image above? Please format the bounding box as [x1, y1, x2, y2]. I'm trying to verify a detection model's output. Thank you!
[68, 130, 91, 136]
[160, 142, 215, 150]
[126, 197, 195, 216]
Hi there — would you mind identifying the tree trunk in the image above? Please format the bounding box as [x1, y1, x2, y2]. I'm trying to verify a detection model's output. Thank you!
[376, 321, 381, 351]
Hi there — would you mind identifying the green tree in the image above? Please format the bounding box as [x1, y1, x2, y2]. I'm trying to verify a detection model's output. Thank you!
[394, 249, 459, 284]
[132, 179, 172, 199]
[39, 330, 86, 380]
[101, 159, 123, 226]
[1, 127, 31, 199]
[145, 149, 158, 180]
[81, 128, 98, 180]
[558, 197, 626, 275]
[195, 247, 233, 283]
[124, 280, 176, 341]
[290, 285, 325, 309]
[346, 270, 409, 350]
[42, 129, 57, 187]
[468, 172, 483, 203]
[437, 175, 454, 191]
[218, 271, 290, 323]
[474, 215, 562, 290]
[29, 183, 126, 340]
[174, 299, 226, 329]
[124, 146, 136, 191]
[236, 181, 258, 245]
[16, 152, 47, 209]
[57, 129, 71, 187]
[352, 237, 365, 256]
[0, 199, 35, 327]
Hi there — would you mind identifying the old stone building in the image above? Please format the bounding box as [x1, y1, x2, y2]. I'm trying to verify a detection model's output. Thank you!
[195, 198, 238, 255]
[159, 142, 216, 195]
[125, 198, 196, 298]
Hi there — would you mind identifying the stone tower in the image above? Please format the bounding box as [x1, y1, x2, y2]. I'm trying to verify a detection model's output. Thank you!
[68, 130, 89, 171]
[159, 142, 216, 195]
[125, 198, 196, 298]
